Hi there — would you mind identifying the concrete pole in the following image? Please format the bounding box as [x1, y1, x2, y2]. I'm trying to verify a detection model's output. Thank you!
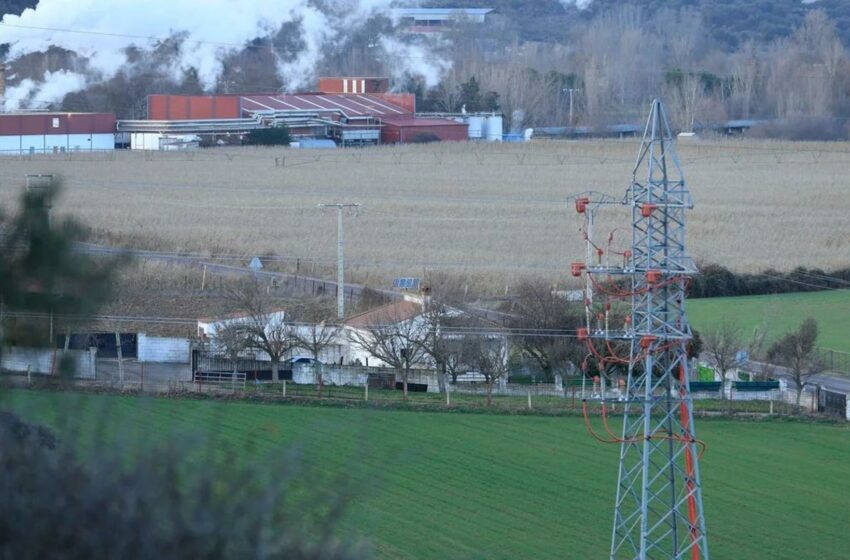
[337, 208, 344, 320]
[319, 203, 360, 320]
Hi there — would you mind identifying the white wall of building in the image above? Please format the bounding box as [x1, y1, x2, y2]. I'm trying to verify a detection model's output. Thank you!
[137, 334, 191, 363]
[0, 133, 115, 155]
[1, 347, 96, 378]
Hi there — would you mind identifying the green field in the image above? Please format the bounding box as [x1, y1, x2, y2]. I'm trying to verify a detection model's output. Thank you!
[3, 390, 849, 559]
[687, 289, 850, 353]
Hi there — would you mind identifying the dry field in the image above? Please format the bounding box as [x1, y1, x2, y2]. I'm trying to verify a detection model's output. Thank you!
[1, 139, 848, 292]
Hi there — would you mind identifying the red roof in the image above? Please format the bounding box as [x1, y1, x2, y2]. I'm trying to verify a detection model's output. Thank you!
[345, 300, 422, 328]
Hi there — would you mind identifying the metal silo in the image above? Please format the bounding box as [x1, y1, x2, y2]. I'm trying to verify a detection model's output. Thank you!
[467, 115, 484, 139]
[485, 114, 503, 142]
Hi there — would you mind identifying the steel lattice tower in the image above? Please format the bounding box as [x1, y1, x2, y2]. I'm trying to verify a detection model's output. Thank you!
[571, 99, 709, 560]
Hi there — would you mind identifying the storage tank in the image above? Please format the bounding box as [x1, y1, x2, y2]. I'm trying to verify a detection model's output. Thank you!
[485, 114, 503, 142]
[467, 116, 484, 139]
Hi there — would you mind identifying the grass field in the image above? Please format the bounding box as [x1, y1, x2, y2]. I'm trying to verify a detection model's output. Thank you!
[687, 289, 850, 353]
[1, 139, 849, 293]
[3, 389, 848, 559]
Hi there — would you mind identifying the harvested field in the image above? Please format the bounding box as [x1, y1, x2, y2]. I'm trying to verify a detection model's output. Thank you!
[1, 140, 848, 292]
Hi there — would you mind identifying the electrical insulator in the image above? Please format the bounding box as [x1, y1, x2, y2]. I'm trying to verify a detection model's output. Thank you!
[571, 262, 586, 277]
[640, 335, 657, 349]
[646, 270, 662, 284]
[575, 197, 590, 214]
[577, 327, 589, 342]
[641, 203, 657, 218]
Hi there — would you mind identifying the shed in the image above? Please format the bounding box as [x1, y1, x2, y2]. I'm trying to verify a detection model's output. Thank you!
[381, 117, 468, 144]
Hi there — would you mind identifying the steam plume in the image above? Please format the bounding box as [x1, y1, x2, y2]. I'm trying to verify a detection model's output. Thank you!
[1, 0, 449, 110]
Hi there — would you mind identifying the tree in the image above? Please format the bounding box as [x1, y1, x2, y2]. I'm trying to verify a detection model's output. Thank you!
[290, 299, 340, 397]
[212, 321, 250, 383]
[508, 280, 583, 383]
[767, 318, 824, 408]
[468, 336, 510, 406]
[348, 306, 428, 400]
[244, 126, 291, 146]
[701, 319, 742, 383]
[0, 181, 121, 371]
[227, 281, 296, 382]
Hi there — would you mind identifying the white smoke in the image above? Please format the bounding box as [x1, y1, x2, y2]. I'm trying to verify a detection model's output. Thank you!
[3, 70, 88, 111]
[561, 0, 594, 8]
[380, 36, 452, 88]
[1, 0, 448, 109]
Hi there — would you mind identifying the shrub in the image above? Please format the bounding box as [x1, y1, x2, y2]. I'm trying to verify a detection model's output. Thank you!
[245, 126, 291, 146]
[0, 410, 370, 560]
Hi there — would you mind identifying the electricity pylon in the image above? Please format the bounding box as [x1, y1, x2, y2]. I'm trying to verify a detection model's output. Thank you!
[571, 99, 709, 559]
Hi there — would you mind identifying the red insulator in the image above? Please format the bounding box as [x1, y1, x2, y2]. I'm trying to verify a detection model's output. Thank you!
[605, 302, 612, 311]
[641, 203, 657, 218]
[596, 312, 604, 321]
[624, 250, 632, 259]
[576, 197, 590, 214]
[596, 248, 604, 257]
[640, 335, 657, 349]
[571, 262, 586, 277]
[577, 327, 589, 342]
[646, 270, 662, 284]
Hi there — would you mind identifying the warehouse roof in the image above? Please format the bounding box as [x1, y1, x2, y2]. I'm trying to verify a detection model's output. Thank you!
[392, 8, 494, 19]
[240, 93, 410, 117]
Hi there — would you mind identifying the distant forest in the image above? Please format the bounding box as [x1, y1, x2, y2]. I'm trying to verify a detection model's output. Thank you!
[4, 0, 850, 137]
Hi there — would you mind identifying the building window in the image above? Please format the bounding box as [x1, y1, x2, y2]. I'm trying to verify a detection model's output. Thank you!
[52, 118, 60, 128]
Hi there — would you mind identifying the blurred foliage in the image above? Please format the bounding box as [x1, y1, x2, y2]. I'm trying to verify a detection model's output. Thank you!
[0, 409, 371, 559]
[0, 181, 123, 352]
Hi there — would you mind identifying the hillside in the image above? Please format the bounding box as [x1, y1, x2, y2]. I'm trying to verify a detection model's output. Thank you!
[4, 390, 850, 559]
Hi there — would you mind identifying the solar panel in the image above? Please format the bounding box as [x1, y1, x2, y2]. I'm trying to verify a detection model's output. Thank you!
[392, 277, 420, 290]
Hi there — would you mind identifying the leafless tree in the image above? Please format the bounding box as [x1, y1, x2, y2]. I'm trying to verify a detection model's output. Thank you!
[701, 319, 742, 384]
[468, 336, 510, 406]
[228, 282, 296, 382]
[290, 299, 340, 398]
[508, 279, 583, 383]
[767, 318, 825, 408]
[747, 325, 776, 382]
[213, 321, 250, 382]
[348, 306, 429, 400]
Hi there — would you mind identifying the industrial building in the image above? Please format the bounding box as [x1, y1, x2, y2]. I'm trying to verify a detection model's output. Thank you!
[0, 112, 116, 155]
[120, 77, 472, 149]
[392, 8, 495, 33]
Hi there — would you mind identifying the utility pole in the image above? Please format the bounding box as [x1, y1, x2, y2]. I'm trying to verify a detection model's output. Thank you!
[319, 203, 360, 320]
[563, 88, 580, 127]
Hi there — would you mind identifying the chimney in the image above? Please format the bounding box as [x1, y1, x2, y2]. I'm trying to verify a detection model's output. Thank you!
[0, 63, 6, 111]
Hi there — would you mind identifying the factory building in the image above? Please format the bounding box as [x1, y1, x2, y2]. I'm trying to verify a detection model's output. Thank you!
[120, 77, 469, 148]
[0, 112, 116, 155]
[392, 8, 496, 33]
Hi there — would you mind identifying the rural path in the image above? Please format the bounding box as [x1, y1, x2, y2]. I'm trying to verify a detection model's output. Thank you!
[73, 242, 515, 324]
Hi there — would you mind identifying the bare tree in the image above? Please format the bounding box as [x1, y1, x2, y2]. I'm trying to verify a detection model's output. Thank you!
[213, 321, 250, 383]
[701, 319, 742, 384]
[290, 299, 340, 398]
[747, 325, 776, 382]
[348, 306, 429, 400]
[468, 336, 510, 406]
[228, 282, 296, 382]
[767, 318, 824, 408]
[508, 280, 582, 383]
